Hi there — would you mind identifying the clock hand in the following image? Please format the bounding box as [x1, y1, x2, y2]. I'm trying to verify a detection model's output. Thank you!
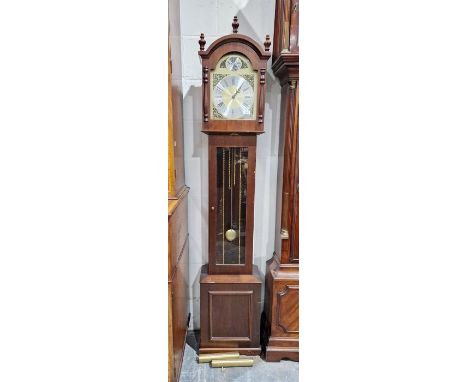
[232, 83, 244, 99]
[231, 88, 241, 99]
[223, 99, 234, 117]
[233, 78, 246, 99]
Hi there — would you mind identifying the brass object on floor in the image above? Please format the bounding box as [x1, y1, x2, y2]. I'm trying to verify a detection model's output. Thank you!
[211, 358, 254, 368]
[198, 352, 240, 363]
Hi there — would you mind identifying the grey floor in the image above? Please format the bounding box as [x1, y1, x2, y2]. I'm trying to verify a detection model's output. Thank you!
[179, 331, 299, 382]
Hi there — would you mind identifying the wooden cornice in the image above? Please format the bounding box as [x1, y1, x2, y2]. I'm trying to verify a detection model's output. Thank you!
[199, 34, 271, 61]
[271, 53, 299, 85]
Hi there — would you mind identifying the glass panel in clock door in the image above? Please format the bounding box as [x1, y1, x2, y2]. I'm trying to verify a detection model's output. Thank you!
[215, 147, 249, 265]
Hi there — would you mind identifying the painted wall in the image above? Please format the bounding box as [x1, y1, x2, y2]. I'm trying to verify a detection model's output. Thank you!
[179, 0, 281, 329]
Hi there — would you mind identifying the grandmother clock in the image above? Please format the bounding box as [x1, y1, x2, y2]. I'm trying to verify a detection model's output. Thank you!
[198, 17, 271, 355]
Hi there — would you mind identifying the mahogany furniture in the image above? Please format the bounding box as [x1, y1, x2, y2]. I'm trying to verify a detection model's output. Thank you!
[197, 18, 271, 356]
[262, 0, 300, 362]
[199, 265, 262, 355]
[168, 1, 190, 380]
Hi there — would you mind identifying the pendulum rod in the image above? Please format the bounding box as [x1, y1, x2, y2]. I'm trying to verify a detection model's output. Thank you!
[230, 149, 233, 243]
[228, 149, 231, 190]
[222, 148, 225, 264]
[224, 148, 238, 248]
[238, 148, 241, 264]
[233, 150, 236, 186]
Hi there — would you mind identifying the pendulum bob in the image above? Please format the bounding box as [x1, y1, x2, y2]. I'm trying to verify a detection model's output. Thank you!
[225, 228, 237, 242]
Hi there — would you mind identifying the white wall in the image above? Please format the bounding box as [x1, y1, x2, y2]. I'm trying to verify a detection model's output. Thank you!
[179, 0, 282, 329]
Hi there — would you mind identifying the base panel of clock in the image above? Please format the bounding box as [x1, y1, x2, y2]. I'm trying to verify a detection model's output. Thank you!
[199, 264, 262, 354]
[199, 346, 261, 356]
[265, 345, 299, 362]
[261, 254, 299, 362]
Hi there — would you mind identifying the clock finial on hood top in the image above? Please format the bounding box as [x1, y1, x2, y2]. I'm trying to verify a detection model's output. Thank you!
[264, 34, 271, 51]
[198, 33, 206, 51]
[232, 16, 239, 33]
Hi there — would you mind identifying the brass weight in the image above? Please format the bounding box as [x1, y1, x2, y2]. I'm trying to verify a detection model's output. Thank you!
[198, 352, 240, 363]
[211, 358, 254, 368]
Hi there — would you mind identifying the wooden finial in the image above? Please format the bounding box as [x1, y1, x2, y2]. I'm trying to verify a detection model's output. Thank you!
[264, 34, 271, 51]
[232, 16, 239, 33]
[199, 33, 206, 51]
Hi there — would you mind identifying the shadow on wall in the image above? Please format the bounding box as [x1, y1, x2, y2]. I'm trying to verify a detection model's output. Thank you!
[184, 83, 210, 267]
[190, 266, 202, 330]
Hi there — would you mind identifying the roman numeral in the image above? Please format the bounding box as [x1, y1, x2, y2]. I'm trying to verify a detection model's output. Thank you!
[240, 103, 250, 114]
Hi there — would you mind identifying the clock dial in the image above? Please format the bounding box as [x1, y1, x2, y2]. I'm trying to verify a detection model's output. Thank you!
[213, 75, 254, 119]
[211, 53, 257, 120]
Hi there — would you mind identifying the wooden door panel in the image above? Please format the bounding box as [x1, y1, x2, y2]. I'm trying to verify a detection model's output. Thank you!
[209, 291, 253, 341]
[277, 285, 299, 333]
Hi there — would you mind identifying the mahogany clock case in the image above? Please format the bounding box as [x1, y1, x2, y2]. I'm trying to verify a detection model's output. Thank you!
[197, 18, 272, 357]
[261, 0, 300, 363]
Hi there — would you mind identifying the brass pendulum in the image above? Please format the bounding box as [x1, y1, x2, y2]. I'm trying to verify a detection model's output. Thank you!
[225, 148, 237, 242]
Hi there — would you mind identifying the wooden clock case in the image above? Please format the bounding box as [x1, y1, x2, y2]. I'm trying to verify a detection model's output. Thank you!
[261, 0, 300, 362]
[197, 18, 271, 356]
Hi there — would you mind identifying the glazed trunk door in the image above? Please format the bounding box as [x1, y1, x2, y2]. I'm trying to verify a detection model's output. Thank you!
[208, 135, 256, 274]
